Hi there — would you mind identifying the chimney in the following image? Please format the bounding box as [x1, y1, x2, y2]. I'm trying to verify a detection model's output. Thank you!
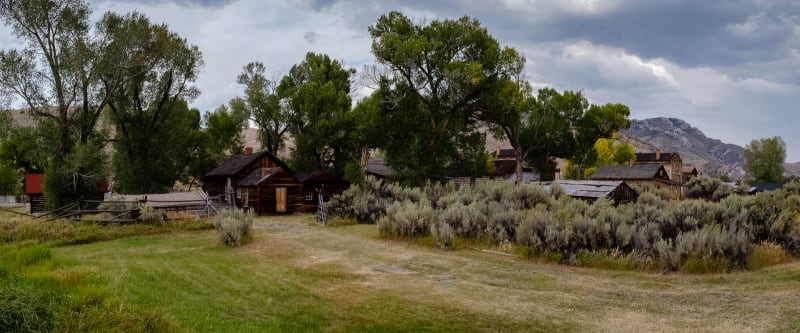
[629, 158, 634, 166]
[495, 146, 501, 158]
[245, 147, 253, 155]
[655, 148, 661, 160]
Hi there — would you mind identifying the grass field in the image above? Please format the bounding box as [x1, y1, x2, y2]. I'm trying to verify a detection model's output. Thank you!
[43, 214, 800, 332]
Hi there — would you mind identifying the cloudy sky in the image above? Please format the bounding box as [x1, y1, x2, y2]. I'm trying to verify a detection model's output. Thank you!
[2, 1, 799, 160]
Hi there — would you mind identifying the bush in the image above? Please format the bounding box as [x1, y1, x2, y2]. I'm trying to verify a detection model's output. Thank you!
[97, 201, 137, 220]
[378, 200, 435, 238]
[430, 222, 455, 249]
[684, 175, 733, 201]
[212, 208, 254, 247]
[747, 242, 793, 270]
[138, 205, 165, 225]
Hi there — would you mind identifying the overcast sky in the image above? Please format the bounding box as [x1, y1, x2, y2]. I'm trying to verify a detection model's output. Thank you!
[2, 1, 798, 160]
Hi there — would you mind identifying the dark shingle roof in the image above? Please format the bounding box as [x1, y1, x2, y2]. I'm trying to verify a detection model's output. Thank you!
[636, 152, 680, 162]
[748, 182, 784, 193]
[544, 180, 636, 199]
[237, 167, 285, 187]
[205, 151, 292, 177]
[590, 164, 668, 180]
[492, 148, 516, 159]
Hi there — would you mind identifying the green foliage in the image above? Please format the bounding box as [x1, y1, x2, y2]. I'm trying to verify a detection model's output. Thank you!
[279, 52, 357, 176]
[744, 136, 786, 183]
[189, 104, 246, 185]
[0, 160, 20, 195]
[43, 139, 108, 210]
[102, 11, 203, 194]
[579, 135, 636, 179]
[212, 208, 254, 247]
[232, 61, 287, 154]
[368, 11, 525, 185]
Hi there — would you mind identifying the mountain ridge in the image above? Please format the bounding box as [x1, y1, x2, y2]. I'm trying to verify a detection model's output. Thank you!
[618, 117, 746, 179]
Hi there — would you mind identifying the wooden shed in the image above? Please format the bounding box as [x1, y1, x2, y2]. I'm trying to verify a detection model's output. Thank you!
[25, 173, 45, 214]
[295, 172, 351, 212]
[545, 180, 638, 204]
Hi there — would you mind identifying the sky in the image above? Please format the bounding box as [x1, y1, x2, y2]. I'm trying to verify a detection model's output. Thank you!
[2, 0, 799, 161]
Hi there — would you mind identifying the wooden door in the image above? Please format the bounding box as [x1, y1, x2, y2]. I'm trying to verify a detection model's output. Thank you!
[275, 187, 287, 213]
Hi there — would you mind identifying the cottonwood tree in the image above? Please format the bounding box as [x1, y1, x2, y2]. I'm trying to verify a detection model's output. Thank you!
[278, 52, 357, 176]
[102, 11, 203, 194]
[369, 11, 525, 185]
[744, 136, 786, 184]
[231, 62, 288, 154]
[0, 0, 113, 207]
[566, 103, 631, 179]
[482, 77, 534, 184]
[572, 135, 635, 179]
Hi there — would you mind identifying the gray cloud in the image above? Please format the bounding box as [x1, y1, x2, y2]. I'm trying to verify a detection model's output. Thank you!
[2, 0, 798, 160]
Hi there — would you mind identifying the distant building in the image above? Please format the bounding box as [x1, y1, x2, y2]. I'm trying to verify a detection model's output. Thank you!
[635, 149, 683, 183]
[590, 164, 682, 199]
[543, 180, 638, 204]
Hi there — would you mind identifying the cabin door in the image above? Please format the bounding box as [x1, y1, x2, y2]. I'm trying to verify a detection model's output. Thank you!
[275, 187, 287, 213]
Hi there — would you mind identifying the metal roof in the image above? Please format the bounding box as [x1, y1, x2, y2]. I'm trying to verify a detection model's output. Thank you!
[590, 164, 668, 180]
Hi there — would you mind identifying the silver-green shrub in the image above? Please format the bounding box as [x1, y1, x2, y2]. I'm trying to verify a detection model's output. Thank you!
[431, 221, 455, 249]
[138, 205, 165, 225]
[212, 208, 254, 247]
[378, 199, 435, 238]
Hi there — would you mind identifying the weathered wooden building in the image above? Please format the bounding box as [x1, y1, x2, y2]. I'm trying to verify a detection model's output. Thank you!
[590, 164, 682, 199]
[545, 180, 638, 204]
[635, 149, 683, 184]
[204, 149, 349, 214]
[25, 173, 45, 214]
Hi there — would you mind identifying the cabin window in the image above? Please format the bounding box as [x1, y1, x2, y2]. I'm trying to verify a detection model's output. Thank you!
[304, 192, 314, 202]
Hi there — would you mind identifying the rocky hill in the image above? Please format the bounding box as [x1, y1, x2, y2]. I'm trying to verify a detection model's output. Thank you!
[618, 117, 746, 179]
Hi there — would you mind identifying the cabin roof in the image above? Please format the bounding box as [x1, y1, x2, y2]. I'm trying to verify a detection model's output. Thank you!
[590, 164, 669, 180]
[206, 150, 292, 177]
[635, 152, 681, 163]
[365, 157, 394, 178]
[237, 167, 286, 187]
[544, 180, 636, 199]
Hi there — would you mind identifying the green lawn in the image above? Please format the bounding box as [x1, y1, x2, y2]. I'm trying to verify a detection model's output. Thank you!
[52, 215, 800, 332]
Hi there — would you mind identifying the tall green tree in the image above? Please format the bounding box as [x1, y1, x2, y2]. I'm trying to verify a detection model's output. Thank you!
[278, 52, 356, 176]
[744, 136, 786, 184]
[231, 62, 287, 154]
[180, 104, 247, 190]
[570, 135, 635, 179]
[524, 89, 586, 180]
[482, 77, 533, 184]
[566, 103, 631, 179]
[102, 12, 203, 194]
[368, 11, 525, 185]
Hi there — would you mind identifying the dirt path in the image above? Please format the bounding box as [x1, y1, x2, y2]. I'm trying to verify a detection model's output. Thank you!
[247, 216, 800, 332]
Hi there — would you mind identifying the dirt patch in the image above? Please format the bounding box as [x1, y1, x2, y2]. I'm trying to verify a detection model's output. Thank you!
[371, 264, 413, 274]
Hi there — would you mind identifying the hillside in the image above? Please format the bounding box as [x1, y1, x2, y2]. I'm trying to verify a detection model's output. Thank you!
[618, 117, 746, 179]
